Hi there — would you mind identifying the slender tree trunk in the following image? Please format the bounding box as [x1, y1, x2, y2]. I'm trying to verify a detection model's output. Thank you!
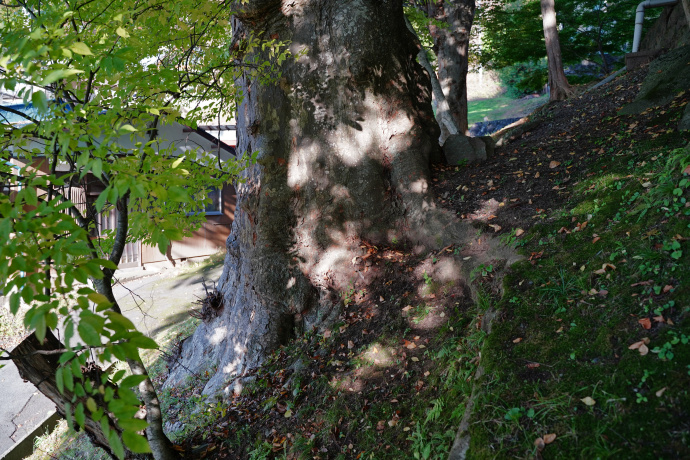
[93, 198, 179, 460]
[166, 0, 479, 396]
[597, 12, 610, 75]
[425, 0, 476, 136]
[540, 0, 573, 101]
[404, 15, 459, 138]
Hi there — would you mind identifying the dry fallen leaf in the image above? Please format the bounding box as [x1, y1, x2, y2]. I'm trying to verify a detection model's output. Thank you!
[527, 362, 540, 369]
[638, 318, 652, 330]
[662, 285, 674, 294]
[653, 315, 665, 323]
[512, 337, 523, 343]
[592, 236, 601, 243]
[534, 172, 540, 178]
[543, 433, 557, 444]
[656, 387, 667, 397]
[534, 437, 545, 451]
[347, 340, 354, 349]
[323, 330, 332, 338]
[629, 340, 643, 350]
[549, 160, 561, 169]
[489, 224, 502, 232]
[639, 344, 649, 356]
[581, 396, 596, 406]
[515, 228, 525, 237]
[411, 357, 419, 362]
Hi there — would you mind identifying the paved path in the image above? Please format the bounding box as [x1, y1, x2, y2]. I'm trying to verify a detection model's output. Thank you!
[0, 260, 224, 459]
[0, 362, 57, 459]
[113, 262, 224, 341]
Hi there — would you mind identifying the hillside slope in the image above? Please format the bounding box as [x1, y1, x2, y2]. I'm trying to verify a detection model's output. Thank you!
[151, 60, 689, 460]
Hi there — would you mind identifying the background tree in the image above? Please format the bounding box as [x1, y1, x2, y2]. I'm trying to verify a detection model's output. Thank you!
[476, 0, 640, 95]
[540, 0, 572, 100]
[0, 0, 287, 458]
[418, 0, 477, 134]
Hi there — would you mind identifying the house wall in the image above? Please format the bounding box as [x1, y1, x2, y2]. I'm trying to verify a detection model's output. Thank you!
[140, 183, 236, 266]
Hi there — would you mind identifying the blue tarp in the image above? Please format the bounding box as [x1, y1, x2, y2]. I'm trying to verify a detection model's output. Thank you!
[0, 102, 41, 124]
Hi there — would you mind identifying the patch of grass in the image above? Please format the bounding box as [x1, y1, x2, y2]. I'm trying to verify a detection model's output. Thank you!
[26, 420, 109, 460]
[468, 94, 548, 125]
[468, 141, 690, 457]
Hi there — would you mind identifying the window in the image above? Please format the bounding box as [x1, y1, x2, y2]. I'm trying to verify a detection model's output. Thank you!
[204, 186, 222, 215]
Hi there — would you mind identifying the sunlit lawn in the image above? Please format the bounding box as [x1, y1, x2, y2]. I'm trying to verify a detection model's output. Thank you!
[468, 94, 548, 125]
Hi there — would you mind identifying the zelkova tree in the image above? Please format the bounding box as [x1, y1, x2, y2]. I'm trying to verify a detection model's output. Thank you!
[541, 0, 573, 101]
[0, 0, 287, 458]
[166, 0, 504, 396]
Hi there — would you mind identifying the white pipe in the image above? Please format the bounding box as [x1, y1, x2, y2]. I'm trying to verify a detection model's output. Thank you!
[632, 0, 678, 53]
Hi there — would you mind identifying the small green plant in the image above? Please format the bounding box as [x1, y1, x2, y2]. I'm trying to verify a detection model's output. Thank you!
[652, 331, 689, 361]
[504, 407, 523, 421]
[470, 264, 493, 281]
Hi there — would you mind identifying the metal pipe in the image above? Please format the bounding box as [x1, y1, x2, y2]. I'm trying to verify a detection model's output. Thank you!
[632, 0, 678, 52]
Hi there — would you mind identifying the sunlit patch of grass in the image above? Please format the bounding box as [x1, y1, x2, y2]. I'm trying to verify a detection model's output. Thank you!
[468, 94, 548, 125]
[26, 419, 109, 460]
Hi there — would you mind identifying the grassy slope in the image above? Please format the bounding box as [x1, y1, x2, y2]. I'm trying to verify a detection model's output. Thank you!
[466, 99, 690, 455]
[171, 75, 688, 459]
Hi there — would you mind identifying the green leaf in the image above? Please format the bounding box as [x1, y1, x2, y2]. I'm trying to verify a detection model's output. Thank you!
[9, 293, 20, 315]
[74, 402, 86, 428]
[86, 397, 98, 413]
[87, 292, 111, 307]
[31, 91, 48, 112]
[92, 158, 103, 179]
[111, 369, 126, 384]
[167, 186, 189, 202]
[42, 68, 84, 85]
[105, 311, 135, 330]
[70, 42, 93, 56]
[63, 364, 74, 392]
[55, 367, 65, 394]
[122, 431, 151, 454]
[171, 156, 184, 168]
[58, 351, 76, 364]
[95, 191, 109, 212]
[108, 429, 125, 460]
[24, 186, 37, 206]
[120, 375, 147, 388]
[115, 27, 130, 38]
[129, 335, 158, 349]
[78, 322, 102, 347]
[116, 418, 148, 431]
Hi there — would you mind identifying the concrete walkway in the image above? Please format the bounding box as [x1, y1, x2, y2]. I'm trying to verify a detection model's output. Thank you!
[0, 259, 224, 459]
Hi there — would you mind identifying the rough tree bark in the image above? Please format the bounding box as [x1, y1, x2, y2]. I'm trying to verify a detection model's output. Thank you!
[424, 0, 476, 138]
[166, 0, 484, 395]
[540, 0, 573, 101]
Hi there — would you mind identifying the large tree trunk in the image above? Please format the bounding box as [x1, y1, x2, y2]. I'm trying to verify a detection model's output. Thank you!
[540, 0, 573, 101]
[425, 0, 476, 138]
[166, 0, 477, 395]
